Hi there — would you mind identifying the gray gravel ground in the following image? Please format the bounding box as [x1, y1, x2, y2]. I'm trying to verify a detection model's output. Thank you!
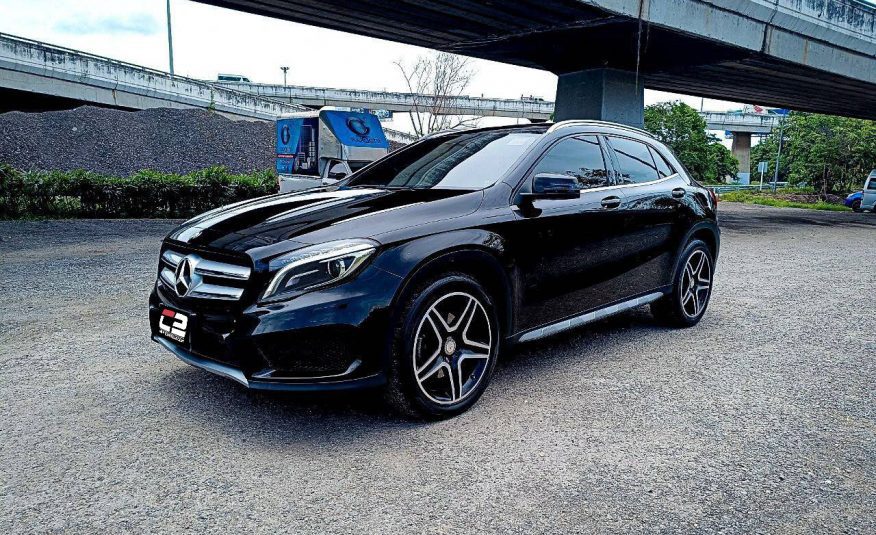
[1, 203, 874, 534]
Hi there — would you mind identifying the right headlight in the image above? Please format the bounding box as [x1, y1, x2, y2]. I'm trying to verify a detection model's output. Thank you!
[261, 239, 378, 302]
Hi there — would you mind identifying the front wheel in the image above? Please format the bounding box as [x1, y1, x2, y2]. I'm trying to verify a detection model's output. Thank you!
[384, 274, 500, 419]
[652, 239, 714, 327]
[851, 200, 862, 212]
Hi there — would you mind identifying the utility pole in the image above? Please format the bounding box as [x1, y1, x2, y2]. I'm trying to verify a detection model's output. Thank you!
[166, 0, 175, 77]
[281, 66, 289, 86]
[772, 116, 785, 192]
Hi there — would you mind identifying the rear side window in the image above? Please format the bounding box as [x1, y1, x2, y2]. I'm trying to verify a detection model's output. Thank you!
[608, 137, 660, 184]
[650, 147, 675, 178]
[532, 136, 610, 189]
[867, 178, 876, 190]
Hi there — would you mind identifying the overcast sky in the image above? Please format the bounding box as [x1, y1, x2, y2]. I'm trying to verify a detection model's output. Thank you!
[1, 0, 760, 133]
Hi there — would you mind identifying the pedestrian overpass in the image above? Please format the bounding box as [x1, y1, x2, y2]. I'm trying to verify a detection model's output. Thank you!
[216, 82, 554, 121]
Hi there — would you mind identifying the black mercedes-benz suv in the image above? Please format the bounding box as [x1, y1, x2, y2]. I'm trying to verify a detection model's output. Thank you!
[150, 120, 719, 418]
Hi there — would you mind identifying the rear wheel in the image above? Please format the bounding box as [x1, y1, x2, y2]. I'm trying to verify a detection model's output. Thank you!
[384, 274, 500, 419]
[652, 239, 714, 327]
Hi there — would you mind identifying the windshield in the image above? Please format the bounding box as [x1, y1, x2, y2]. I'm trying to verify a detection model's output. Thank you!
[344, 129, 543, 190]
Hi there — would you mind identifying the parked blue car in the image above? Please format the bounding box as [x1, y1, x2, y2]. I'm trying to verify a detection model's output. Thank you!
[845, 191, 863, 212]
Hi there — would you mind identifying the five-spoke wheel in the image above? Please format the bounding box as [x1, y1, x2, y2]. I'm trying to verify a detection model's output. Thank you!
[680, 249, 712, 318]
[413, 292, 492, 405]
[385, 274, 499, 419]
[651, 239, 714, 327]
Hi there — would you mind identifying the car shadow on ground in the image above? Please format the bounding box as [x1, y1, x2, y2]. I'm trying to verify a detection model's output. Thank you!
[155, 307, 668, 445]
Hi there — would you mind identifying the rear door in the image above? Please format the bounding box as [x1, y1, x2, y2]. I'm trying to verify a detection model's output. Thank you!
[603, 135, 688, 297]
[509, 135, 630, 331]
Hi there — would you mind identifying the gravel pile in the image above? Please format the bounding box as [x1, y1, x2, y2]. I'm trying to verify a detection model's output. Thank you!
[0, 106, 275, 175]
[0, 106, 407, 176]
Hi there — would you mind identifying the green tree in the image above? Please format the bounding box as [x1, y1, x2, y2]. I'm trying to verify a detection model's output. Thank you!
[644, 101, 738, 183]
[751, 112, 876, 194]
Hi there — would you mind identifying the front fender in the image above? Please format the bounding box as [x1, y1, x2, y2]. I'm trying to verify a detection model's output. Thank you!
[374, 229, 508, 278]
[371, 229, 517, 338]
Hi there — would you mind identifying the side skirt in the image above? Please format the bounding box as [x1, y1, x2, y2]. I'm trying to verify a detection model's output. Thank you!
[514, 291, 667, 343]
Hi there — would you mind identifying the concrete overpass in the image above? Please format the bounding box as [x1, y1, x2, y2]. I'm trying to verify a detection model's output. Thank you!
[700, 111, 780, 134]
[700, 111, 783, 181]
[0, 33, 416, 144]
[195, 0, 876, 126]
[215, 82, 554, 120]
[0, 33, 307, 121]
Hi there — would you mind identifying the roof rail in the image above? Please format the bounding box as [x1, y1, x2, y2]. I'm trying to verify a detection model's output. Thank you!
[420, 129, 462, 140]
[546, 120, 656, 139]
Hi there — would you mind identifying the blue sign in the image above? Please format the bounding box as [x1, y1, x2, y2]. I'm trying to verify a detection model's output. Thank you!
[321, 111, 389, 149]
[276, 118, 304, 174]
[276, 118, 303, 155]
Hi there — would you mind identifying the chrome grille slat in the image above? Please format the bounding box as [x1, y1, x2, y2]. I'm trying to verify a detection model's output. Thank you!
[158, 249, 251, 301]
[162, 250, 184, 268]
[159, 267, 176, 287]
[187, 283, 244, 300]
[193, 258, 251, 280]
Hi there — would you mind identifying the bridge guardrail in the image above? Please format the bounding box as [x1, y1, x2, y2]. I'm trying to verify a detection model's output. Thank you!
[706, 183, 788, 194]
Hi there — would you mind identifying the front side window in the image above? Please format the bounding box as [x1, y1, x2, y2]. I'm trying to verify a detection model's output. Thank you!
[609, 137, 660, 184]
[531, 136, 609, 189]
[867, 177, 876, 190]
[344, 129, 543, 190]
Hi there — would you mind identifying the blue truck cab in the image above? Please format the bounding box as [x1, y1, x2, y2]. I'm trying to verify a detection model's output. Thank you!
[276, 110, 390, 193]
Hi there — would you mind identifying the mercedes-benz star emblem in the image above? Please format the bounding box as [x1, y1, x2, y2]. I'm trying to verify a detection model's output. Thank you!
[174, 257, 194, 297]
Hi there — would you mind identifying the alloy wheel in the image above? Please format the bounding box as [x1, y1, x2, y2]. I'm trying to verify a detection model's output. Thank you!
[412, 291, 492, 405]
[680, 249, 712, 318]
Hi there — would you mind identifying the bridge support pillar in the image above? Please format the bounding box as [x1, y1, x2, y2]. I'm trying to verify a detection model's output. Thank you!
[731, 131, 752, 184]
[554, 68, 644, 127]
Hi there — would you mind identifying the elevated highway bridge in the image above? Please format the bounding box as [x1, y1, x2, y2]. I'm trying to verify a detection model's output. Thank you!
[196, 0, 876, 125]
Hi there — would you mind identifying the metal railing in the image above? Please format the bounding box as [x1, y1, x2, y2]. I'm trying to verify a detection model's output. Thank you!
[706, 183, 788, 194]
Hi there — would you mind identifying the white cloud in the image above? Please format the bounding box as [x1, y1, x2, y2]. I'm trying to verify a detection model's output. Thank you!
[54, 12, 159, 35]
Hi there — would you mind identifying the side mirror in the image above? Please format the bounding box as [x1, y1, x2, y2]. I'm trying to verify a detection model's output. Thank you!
[327, 171, 349, 180]
[526, 173, 580, 200]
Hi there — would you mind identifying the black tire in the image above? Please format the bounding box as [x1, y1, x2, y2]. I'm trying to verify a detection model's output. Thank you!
[851, 200, 862, 213]
[384, 273, 500, 419]
[651, 239, 714, 328]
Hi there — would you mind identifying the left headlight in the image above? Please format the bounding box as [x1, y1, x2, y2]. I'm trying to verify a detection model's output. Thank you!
[261, 239, 379, 302]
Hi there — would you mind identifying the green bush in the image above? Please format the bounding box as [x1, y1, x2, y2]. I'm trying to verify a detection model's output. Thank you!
[719, 190, 849, 212]
[0, 165, 278, 219]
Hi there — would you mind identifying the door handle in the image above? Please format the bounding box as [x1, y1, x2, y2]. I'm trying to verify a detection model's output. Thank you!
[600, 196, 621, 209]
[671, 188, 686, 198]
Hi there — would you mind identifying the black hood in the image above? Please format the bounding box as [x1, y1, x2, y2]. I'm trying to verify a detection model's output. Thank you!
[167, 186, 483, 257]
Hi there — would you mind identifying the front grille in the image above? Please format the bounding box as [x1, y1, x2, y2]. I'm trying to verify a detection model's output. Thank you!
[159, 247, 251, 301]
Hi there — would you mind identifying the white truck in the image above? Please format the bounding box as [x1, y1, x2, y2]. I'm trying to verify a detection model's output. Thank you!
[276, 110, 390, 193]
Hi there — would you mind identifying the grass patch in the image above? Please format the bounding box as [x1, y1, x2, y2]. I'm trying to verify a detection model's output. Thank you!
[719, 191, 850, 211]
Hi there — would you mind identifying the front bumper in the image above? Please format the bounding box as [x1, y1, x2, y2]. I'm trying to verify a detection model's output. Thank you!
[150, 261, 402, 391]
[154, 336, 384, 391]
